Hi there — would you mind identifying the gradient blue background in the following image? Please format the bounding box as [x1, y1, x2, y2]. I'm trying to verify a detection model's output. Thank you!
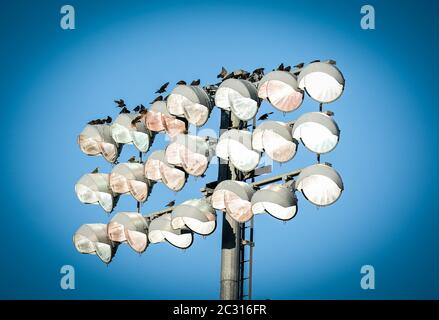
[1, 0, 438, 299]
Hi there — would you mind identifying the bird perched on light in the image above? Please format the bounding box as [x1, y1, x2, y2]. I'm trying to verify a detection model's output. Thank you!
[130, 115, 142, 126]
[190, 79, 201, 86]
[155, 82, 170, 94]
[127, 156, 137, 163]
[119, 107, 130, 114]
[87, 116, 112, 125]
[176, 80, 187, 85]
[165, 200, 175, 207]
[114, 99, 126, 108]
[150, 95, 163, 104]
[217, 67, 228, 79]
[91, 167, 99, 173]
[258, 112, 273, 121]
[133, 104, 146, 112]
[276, 63, 284, 71]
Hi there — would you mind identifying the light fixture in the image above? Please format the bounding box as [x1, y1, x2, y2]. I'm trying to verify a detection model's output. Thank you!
[75, 173, 117, 213]
[292, 112, 340, 154]
[251, 184, 297, 221]
[144, 150, 187, 191]
[215, 79, 259, 121]
[295, 163, 343, 206]
[148, 213, 193, 249]
[111, 113, 153, 152]
[73, 224, 117, 264]
[145, 100, 187, 138]
[297, 61, 345, 103]
[257, 70, 304, 112]
[165, 134, 216, 177]
[171, 198, 216, 235]
[216, 129, 260, 172]
[252, 120, 298, 163]
[77, 124, 120, 163]
[211, 180, 255, 223]
[107, 212, 149, 253]
[109, 162, 152, 202]
[167, 85, 212, 126]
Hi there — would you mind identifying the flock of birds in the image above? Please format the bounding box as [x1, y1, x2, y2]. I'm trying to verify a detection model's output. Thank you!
[86, 63, 300, 127]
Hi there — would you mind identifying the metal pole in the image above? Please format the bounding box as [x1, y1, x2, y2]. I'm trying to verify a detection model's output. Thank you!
[219, 110, 241, 300]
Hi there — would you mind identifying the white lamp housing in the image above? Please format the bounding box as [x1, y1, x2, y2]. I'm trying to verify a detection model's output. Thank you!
[215, 79, 259, 121]
[107, 212, 149, 253]
[145, 101, 187, 138]
[111, 113, 153, 152]
[75, 173, 117, 213]
[148, 213, 193, 249]
[144, 150, 187, 191]
[109, 162, 152, 202]
[251, 184, 298, 221]
[78, 124, 120, 163]
[171, 199, 217, 235]
[73, 224, 117, 264]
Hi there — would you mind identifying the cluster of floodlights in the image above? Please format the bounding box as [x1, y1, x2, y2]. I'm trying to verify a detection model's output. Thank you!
[74, 60, 345, 263]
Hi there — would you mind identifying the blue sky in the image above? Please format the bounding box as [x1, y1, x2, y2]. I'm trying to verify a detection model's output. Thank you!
[0, 0, 438, 299]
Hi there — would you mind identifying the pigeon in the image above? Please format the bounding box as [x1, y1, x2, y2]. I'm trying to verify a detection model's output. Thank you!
[150, 95, 163, 104]
[310, 59, 321, 63]
[119, 107, 130, 114]
[91, 167, 99, 173]
[176, 80, 187, 85]
[165, 200, 175, 207]
[258, 112, 273, 121]
[284, 65, 291, 72]
[327, 59, 336, 65]
[88, 116, 112, 125]
[155, 82, 170, 94]
[276, 63, 285, 71]
[252, 67, 264, 75]
[114, 99, 126, 108]
[217, 67, 228, 79]
[127, 156, 136, 163]
[131, 115, 142, 126]
[190, 79, 201, 86]
[294, 62, 304, 69]
[104, 116, 112, 123]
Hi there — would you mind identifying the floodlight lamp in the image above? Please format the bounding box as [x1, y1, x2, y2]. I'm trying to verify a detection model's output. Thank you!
[167, 85, 212, 126]
[77, 124, 120, 163]
[295, 163, 343, 206]
[73, 224, 117, 264]
[75, 173, 117, 213]
[252, 121, 298, 163]
[144, 150, 187, 191]
[257, 70, 304, 112]
[171, 198, 216, 235]
[111, 113, 153, 152]
[251, 184, 298, 221]
[216, 129, 260, 172]
[211, 180, 255, 223]
[107, 212, 149, 253]
[165, 134, 216, 177]
[215, 79, 259, 121]
[145, 101, 187, 138]
[148, 213, 193, 249]
[109, 162, 152, 202]
[292, 112, 340, 154]
[297, 61, 345, 103]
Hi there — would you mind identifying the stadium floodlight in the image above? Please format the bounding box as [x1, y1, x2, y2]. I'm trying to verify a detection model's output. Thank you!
[211, 180, 255, 223]
[292, 112, 340, 154]
[109, 162, 152, 203]
[167, 85, 212, 126]
[215, 79, 259, 121]
[257, 70, 304, 112]
[165, 134, 216, 177]
[73, 223, 117, 264]
[252, 120, 298, 163]
[216, 129, 260, 172]
[148, 213, 193, 249]
[171, 198, 217, 235]
[251, 184, 298, 221]
[78, 124, 120, 163]
[145, 100, 187, 138]
[107, 212, 149, 253]
[295, 163, 343, 206]
[144, 150, 187, 191]
[75, 173, 117, 213]
[297, 61, 345, 104]
[111, 113, 153, 153]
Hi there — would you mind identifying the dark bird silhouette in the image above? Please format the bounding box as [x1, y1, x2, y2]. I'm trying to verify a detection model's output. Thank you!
[276, 63, 285, 71]
[294, 62, 304, 69]
[217, 67, 228, 79]
[155, 82, 170, 94]
[150, 95, 163, 104]
[119, 107, 130, 114]
[88, 116, 112, 125]
[233, 69, 250, 79]
[133, 105, 141, 112]
[104, 116, 112, 123]
[327, 59, 336, 65]
[190, 79, 201, 86]
[176, 80, 187, 85]
[252, 67, 264, 75]
[114, 99, 126, 108]
[258, 112, 273, 121]
[91, 167, 99, 173]
[284, 65, 291, 72]
[131, 115, 142, 126]
[165, 200, 175, 207]
[127, 156, 136, 163]
[310, 59, 320, 63]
